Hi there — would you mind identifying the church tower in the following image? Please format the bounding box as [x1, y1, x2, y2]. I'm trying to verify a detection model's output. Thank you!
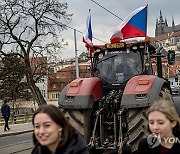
[155, 10, 167, 36]
[172, 15, 175, 30]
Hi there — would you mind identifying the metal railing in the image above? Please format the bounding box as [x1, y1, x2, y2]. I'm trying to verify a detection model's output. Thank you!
[0, 113, 32, 125]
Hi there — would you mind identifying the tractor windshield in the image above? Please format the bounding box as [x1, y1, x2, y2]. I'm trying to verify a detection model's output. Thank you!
[95, 50, 143, 83]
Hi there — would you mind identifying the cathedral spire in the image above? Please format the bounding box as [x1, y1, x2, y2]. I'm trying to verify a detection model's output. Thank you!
[172, 15, 175, 27]
[165, 18, 168, 26]
[159, 10, 165, 23]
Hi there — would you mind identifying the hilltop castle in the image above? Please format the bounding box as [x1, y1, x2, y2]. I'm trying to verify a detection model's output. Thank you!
[155, 10, 180, 37]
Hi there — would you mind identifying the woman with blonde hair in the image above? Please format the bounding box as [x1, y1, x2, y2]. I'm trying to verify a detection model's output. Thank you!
[137, 98, 180, 154]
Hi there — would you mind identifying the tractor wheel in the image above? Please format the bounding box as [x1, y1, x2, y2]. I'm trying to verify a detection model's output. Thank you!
[61, 107, 95, 143]
[60, 104, 100, 154]
[61, 109, 85, 135]
[128, 88, 172, 152]
[128, 107, 149, 152]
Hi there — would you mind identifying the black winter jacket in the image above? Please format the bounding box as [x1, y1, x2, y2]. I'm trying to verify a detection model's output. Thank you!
[1, 104, 10, 117]
[31, 133, 89, 154]
[137, 138, 180, 154]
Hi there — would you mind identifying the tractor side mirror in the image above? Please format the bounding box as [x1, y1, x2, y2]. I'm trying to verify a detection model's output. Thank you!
[167, 50, 175, 65]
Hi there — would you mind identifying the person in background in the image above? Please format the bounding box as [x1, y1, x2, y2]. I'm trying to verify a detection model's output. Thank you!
[137, 98, 180, 154]
[31, 104, 89, 154]
[1, 99, 10, 131]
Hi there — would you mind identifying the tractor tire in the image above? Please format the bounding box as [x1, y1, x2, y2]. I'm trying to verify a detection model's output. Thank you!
[60, 102, 99, 150]
[61, 108, 94, 143]
[61, 109, 85, 135]
[128, 88, 172, 152]
[128, 107, 149, 152]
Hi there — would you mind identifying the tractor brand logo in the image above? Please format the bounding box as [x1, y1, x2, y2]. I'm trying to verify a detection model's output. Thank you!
[147, 133, 160, 148]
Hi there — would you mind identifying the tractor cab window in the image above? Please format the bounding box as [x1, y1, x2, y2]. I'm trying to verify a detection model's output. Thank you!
[95, 50, 142, 83]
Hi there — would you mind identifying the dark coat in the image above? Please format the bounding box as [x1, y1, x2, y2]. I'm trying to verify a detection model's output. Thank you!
[31, 133, 89, 154]
[1, 103, 10, 117]
[137, 137, 180, 154]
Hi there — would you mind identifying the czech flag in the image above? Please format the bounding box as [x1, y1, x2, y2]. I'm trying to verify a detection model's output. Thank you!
[110, 5, 147, 43]
[83, 10, 94, 54]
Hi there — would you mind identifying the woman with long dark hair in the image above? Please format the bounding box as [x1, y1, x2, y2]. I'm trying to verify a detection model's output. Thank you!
[31, 104, 89, 154]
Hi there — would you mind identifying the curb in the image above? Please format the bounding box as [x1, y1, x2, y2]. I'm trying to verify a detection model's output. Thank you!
[0, 129, 33, 137]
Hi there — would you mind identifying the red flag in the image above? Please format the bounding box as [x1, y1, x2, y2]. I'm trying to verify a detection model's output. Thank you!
[83, 10, 94, 53]
[110, 6, 147, 43]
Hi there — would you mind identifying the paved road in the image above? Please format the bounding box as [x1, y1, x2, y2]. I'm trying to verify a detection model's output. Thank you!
[0, 123, 33, 154]
[0, 132, 33, 154]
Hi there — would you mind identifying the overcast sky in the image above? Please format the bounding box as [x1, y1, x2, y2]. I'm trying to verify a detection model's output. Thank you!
[60, 0, 180, 59]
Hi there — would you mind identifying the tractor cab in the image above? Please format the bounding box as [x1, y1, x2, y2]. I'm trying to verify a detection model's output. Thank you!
[93, 42, 146, 89]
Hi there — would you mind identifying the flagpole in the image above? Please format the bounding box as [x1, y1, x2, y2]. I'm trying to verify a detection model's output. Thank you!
[145, 4, 148, 40]
[145, 4, 148, 52]
[144, 4, 148, 55]
[145, 4, 152, 74]
[74, 29, 79, 78]
[83, 9, 94, 75]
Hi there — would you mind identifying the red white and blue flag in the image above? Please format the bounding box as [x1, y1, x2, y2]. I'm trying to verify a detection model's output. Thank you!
[110, 5, 147, 43]
[83, 10, 94, 53]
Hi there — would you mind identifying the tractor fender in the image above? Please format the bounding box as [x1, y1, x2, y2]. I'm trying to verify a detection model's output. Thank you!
[58, 77, 102, 109]
[121, 75, 170, 108]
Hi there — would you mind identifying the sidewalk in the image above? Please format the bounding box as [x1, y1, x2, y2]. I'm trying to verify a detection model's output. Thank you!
[0, 122, 33, 137]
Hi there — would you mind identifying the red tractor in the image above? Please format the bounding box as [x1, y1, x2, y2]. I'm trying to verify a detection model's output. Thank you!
[58, 41, 178, 153]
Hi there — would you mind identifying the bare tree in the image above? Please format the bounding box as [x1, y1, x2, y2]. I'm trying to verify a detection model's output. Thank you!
[0, 0, 72, 105]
